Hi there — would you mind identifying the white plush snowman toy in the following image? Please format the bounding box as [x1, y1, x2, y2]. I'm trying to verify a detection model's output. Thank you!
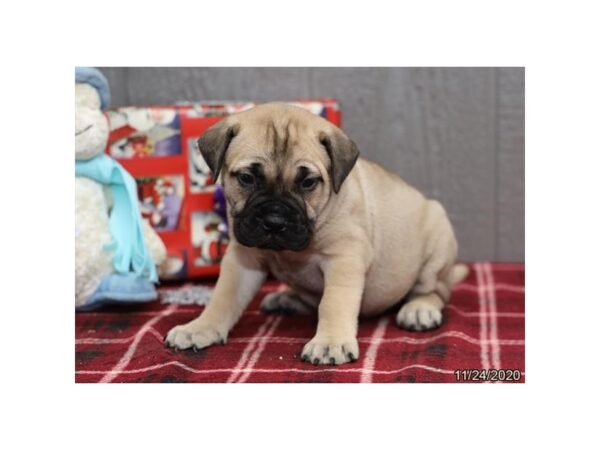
[75, 67, 166, 310]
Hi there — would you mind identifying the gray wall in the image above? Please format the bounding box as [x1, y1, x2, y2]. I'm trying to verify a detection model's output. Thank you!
[98, 67, 524, 262]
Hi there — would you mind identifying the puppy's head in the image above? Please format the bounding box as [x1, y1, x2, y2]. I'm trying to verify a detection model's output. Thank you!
[198, 103, 359, 251]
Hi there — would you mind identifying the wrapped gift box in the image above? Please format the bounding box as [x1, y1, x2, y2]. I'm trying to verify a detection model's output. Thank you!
[106, 99, 342, 280]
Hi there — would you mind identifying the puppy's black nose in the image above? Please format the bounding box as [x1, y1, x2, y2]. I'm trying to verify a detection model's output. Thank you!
[262, 213, 287, 232]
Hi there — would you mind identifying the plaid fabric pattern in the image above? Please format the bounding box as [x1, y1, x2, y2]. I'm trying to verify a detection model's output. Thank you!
[75, 263, 525, 383]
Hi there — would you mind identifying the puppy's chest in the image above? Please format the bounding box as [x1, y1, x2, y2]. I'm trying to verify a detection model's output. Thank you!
[267, 254, 324, 294]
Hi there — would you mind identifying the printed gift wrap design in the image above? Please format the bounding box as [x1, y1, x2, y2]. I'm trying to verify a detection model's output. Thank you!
[181, 101, 331, 119]
[137, 176, 184, 231]
[108, 107, 181, 158]
[161, 249, 187, 280]
[191, 211, 229, 266]
[188, 137, 215, 193]
[182, 101, 256, 118]
[105, 99, 342, 280]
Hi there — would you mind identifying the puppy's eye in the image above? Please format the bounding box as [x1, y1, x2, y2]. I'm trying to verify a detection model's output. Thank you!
[237, 172, 255, 188]
[300, 177, 319, 191]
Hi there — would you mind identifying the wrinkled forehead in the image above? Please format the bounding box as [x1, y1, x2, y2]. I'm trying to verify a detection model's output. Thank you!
[225, 118, 328, 178]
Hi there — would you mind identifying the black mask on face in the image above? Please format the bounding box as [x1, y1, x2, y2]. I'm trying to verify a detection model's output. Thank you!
[233, 192, 313, 251]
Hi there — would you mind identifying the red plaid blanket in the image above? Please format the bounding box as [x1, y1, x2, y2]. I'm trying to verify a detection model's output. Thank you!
[75, 263, 525, 383]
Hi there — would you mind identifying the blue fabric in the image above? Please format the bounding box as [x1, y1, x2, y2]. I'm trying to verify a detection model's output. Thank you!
[76, 154, 158, 282]
[77, 273, 158, 311]
[75, 67, 111, 111]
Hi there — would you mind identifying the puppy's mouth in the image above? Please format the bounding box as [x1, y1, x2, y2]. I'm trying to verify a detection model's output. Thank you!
[75, 125, 93, 136]
[233, 195, 313, 252]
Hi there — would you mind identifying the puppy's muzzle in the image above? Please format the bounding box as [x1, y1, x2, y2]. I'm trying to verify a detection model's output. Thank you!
[260, 203, 289, 233]
[233, 195, 313, 251]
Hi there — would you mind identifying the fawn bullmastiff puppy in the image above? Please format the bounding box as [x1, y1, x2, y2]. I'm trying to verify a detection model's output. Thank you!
[165, 103, 468, 365]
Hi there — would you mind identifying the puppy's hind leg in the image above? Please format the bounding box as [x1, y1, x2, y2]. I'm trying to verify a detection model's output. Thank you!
[260, 289, 315, 315]
[396, 263, 468, 331]
[397, 198, 468, 331]
[396, 292, 444, 331]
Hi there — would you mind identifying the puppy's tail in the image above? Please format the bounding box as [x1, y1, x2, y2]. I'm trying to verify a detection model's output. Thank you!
[448, 263, 470, 286]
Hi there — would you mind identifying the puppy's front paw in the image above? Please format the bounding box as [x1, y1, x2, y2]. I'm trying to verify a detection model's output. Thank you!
[301, 335, 359, 365]
[396, 298, 443, 331]
[165, 321, 226, 351]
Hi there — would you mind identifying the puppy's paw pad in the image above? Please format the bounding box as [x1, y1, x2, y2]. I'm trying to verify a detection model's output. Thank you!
[301, 337, 359, 365]
[396, 300, 443, 331]
[165, 323, 225, 351]
[260, 291, 312, 315]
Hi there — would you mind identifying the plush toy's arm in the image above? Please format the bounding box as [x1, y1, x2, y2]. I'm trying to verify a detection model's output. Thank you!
[142, 219, 167, 268]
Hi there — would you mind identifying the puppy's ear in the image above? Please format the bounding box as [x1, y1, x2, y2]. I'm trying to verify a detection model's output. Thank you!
[197, 119, 240, 181]
[319, 129, 360, 193]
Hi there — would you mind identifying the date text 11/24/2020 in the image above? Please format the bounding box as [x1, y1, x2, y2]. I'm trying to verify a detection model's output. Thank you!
[454, 369, 522, 382]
